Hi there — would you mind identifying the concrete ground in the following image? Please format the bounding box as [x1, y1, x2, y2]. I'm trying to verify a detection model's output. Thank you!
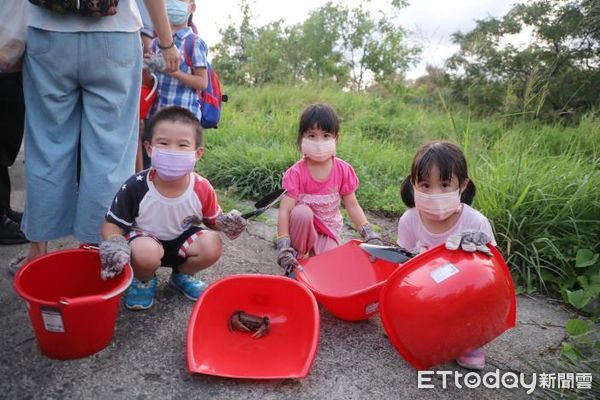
[0, 149, 589, 399]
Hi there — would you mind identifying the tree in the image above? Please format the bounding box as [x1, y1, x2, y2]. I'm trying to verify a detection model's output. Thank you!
[211, 0, 419, 90]
[211, 1, 256, 86]
[446, 0, 600, 121]
[246, 21, 296, 85]
[301, 0, 419, 90]
[298, 2, 349, 84]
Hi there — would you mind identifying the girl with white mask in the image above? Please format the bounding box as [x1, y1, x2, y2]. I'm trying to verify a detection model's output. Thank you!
[276, 103, 383, 277]
[397, 140, 497, 371]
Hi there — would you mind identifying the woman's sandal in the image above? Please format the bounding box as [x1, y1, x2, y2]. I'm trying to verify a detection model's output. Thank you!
[7, 254, 27, 276]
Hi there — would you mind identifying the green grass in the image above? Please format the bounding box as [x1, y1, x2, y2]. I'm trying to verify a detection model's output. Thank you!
[197, 84, 600, 299]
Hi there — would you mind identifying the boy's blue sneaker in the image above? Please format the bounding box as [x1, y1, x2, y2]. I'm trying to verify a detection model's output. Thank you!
[125, 275, 157, 311]
[169, 272, 207, 301]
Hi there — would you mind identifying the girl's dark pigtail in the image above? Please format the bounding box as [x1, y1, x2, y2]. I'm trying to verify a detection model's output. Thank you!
[461, 180, 477, 205]
[400, 176, 415, 208]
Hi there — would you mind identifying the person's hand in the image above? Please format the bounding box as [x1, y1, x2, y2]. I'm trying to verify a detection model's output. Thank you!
[358, 222, 384, 246]
[358, 223, 385, 262]
[413, 241, 428, 255]
[215, 210, 247, 240]
[445, 230, 493, 256]
[99, 235, 130, 280]
[143, 54, 166, 73]
[166, 69, 181, 78]
[276, 236, 300, 276]
[160, 45, 180, 73]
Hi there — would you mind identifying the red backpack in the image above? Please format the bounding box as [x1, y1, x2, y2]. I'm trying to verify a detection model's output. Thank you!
[183, 34, 227, 129]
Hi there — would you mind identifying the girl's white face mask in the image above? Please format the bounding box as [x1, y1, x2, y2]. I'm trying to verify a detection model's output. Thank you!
[301, 138, 336, 162]
[413, 188, 462, 221]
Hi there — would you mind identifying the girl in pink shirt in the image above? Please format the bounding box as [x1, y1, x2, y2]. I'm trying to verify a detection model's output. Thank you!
[276, 103, 382, 276]
[397, 140, 496, 370]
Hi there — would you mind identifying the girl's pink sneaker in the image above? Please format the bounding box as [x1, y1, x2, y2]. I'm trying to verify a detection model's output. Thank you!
[456, 347, 486, 370]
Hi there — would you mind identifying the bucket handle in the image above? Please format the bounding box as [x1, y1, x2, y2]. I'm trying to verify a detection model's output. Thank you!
[101, 264, 134, 301]
[144, 73, 158, 102]
[58, 265, 133, 306]
[78, 244, 134, 300]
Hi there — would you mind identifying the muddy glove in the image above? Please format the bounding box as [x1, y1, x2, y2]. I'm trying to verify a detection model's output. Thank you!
[143, 54, 166, 73]
[412, 240, 428, 255]
[215, 210, 247, 240]
[276, 236, 301, 276]
[359, 223, 384, 262]
[99, 235, 130, 280]
[359, 223, 384, 246]
[445, 230, 493, 256]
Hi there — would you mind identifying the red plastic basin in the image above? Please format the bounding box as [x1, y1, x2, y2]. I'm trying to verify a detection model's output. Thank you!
[13, 248, 132, 360]
[379, 244, 516, 370]
[187, 274, 320, 379]
[296, 240, 401, 321]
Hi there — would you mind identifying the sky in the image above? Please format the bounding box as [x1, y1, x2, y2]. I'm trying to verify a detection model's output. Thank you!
[192, 0, 521, 79]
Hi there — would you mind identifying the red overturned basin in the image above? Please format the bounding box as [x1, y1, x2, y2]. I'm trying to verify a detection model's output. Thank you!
[296, 240, 401, 321]
[379, 244, 516, 370]
[187, 274, 320, 379]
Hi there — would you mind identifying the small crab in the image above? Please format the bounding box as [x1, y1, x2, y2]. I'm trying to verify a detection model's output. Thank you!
[228, 310, 270, 338]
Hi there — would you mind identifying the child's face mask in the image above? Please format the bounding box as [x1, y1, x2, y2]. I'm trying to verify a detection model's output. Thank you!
[150, 148, 196, 181]
[166, 0, 190, 25]
[301, 138, 336, 162]
[413, 188, 462, 221]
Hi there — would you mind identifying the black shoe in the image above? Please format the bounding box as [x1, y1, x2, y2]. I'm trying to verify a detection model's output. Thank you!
[6, 208, 23, 223]
[0, 215, 28, 245]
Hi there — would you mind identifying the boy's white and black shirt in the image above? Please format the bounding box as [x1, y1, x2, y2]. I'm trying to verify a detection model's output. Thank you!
[106, 169, 221, 241]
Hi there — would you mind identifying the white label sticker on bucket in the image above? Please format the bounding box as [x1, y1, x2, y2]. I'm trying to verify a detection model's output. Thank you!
[41, 308, 64, 333]
[430, 263, 459, 284]
[365, 302, 379, 315]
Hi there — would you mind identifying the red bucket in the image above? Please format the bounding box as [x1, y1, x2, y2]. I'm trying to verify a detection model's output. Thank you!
[379, 244, 516, 370]
[296, 240, 401, 321]
[13, 248, 133, 360]
[140, 72, 157, 120]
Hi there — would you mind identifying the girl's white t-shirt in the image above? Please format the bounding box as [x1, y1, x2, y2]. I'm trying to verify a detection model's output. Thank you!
[396, 204, 496, 253]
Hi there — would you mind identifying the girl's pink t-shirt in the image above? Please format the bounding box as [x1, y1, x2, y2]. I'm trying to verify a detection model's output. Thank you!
[282, 157, 359, 240]
[396, 204, 496, 253]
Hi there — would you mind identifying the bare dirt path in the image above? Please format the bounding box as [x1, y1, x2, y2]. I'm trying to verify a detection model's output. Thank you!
[0, 150, 590, 399]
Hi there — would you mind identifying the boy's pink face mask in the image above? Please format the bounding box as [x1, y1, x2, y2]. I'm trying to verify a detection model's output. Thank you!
[150, 148, 197, 181]
[413, 188, 462, 221]
[301, 138, 336, 162]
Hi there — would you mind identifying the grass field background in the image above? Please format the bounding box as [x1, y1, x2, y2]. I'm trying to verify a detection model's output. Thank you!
[197, 84, 600, 304]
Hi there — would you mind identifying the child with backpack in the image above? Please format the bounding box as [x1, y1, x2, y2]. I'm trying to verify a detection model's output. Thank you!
[148, 0, 208, 122]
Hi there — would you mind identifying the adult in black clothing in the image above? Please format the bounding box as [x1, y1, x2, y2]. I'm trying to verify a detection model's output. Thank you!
[0, 70, 27, 245]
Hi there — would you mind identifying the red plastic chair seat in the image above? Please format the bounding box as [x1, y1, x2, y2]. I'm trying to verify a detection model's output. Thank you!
[186, 274, 320, 379]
